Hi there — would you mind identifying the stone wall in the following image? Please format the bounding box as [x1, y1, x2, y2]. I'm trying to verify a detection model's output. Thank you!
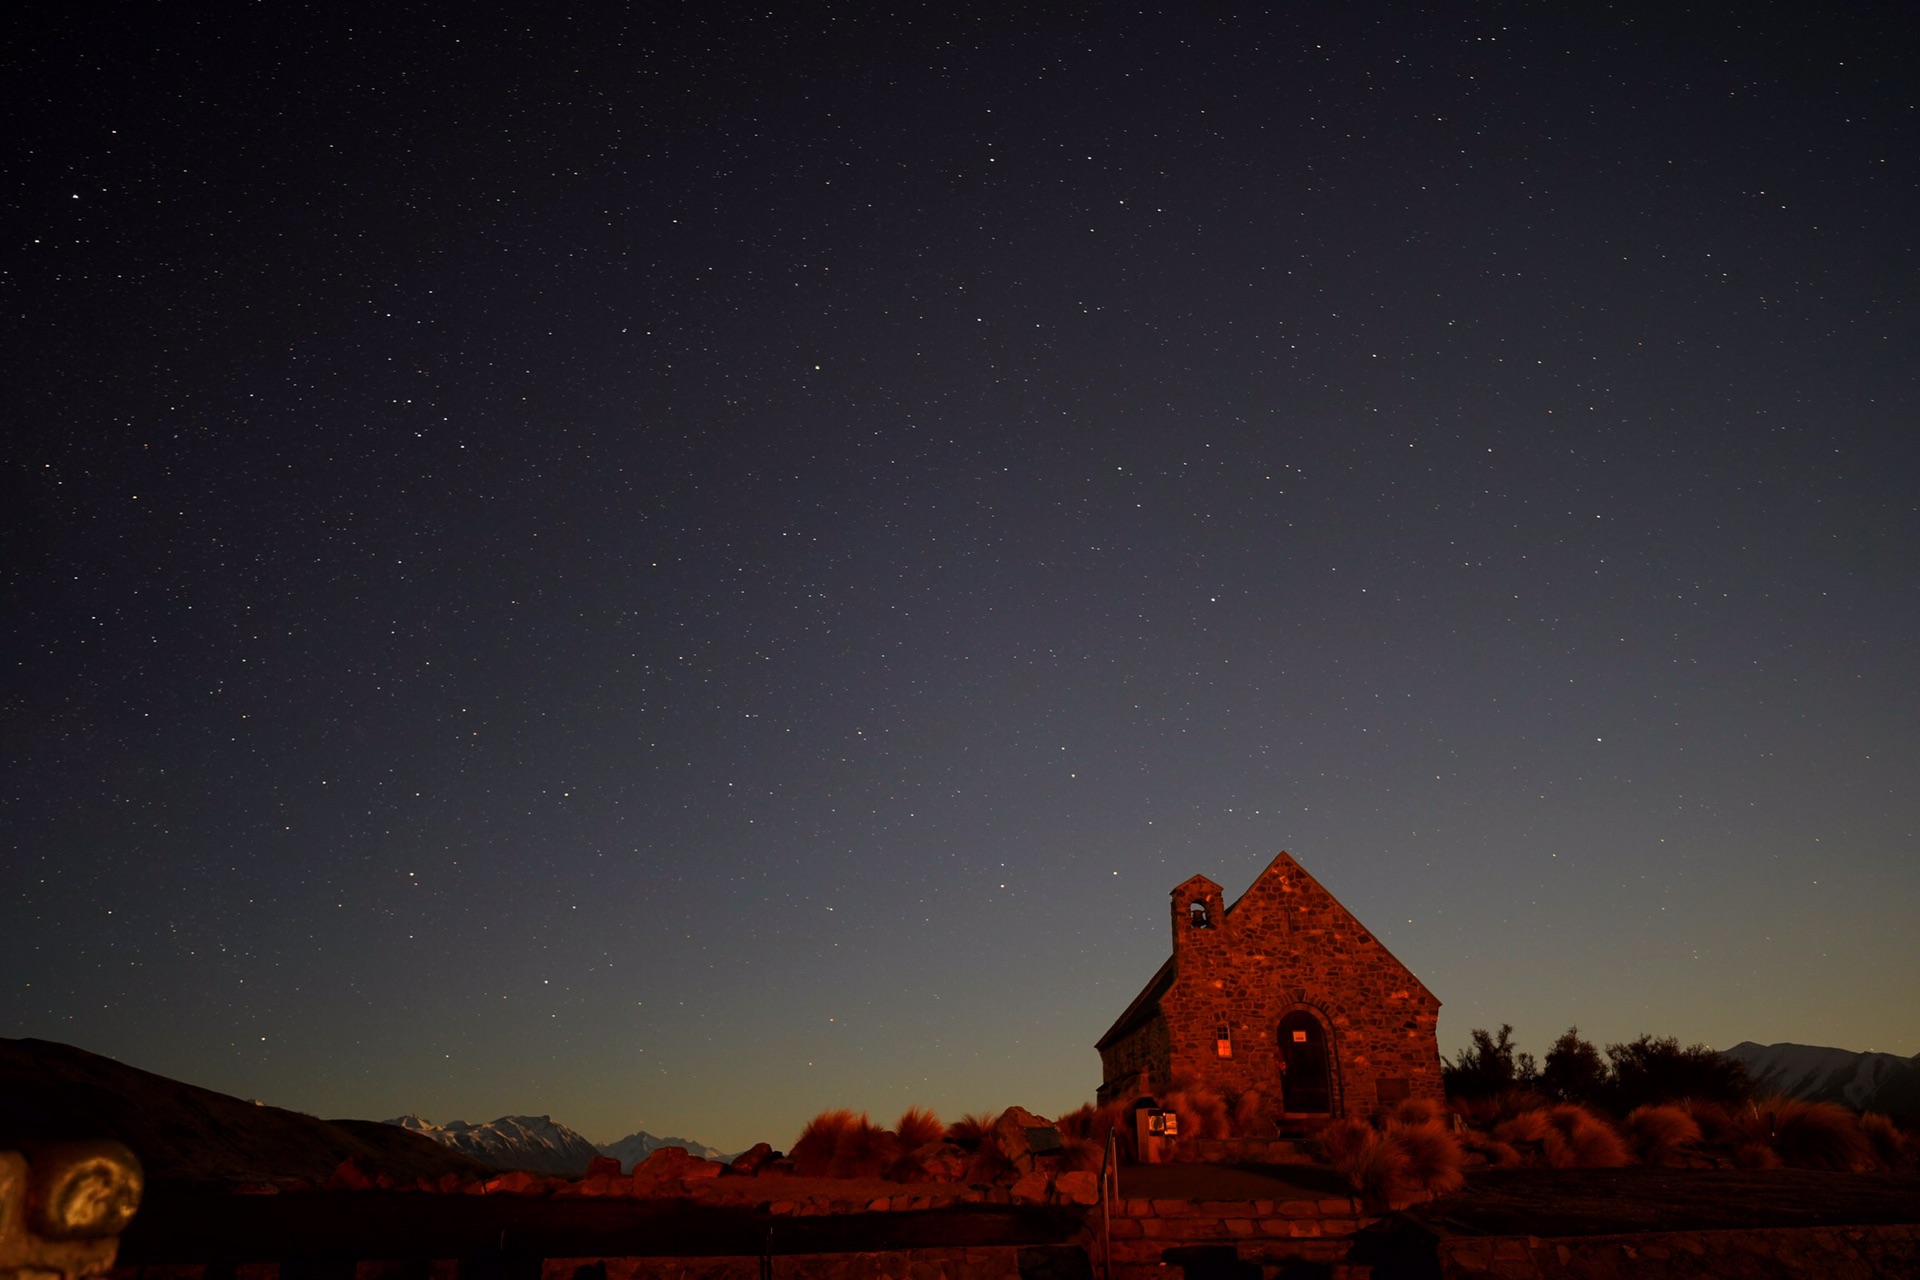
[1153, 855, 1442, 1117]
[1099, 1193, 1377, 1280]
[1433, 1222, 1920, 1278]
[1097, 1011, 1170, 1095]
[117, 1248, 1049, 1280]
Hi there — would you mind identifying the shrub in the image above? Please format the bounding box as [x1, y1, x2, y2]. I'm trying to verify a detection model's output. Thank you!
[1541, 1027, 1609, 1106]
[1607, 1035, 1751, 1110]
[1624, 1104, 1702, 1164]
[1444, 1025, 1538, 1100]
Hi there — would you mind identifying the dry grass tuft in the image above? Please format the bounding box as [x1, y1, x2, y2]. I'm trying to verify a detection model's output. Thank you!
[943, 1111, 998, 1150]
[1745, 1098, 1874, 1172]
[894, 1107, 944, 1151]
[1391, 1097, 1444, 1128]
[1323, 1121, 1410, 1201]
[1625, 1104, 1701, 1164]
[1732, 1141, 1782, 1169]
[1680, 1098, 1742, 1147]
[1547, 1103, 1631, 1168]
[1858, 1113, 1911, 1172]
[1229, 1088, 1278, 1137]
[833, 1113, 901, 1178]
[1387, 1118, 1464, 1194]
[1324, 1113, 1466, 1197]
[789, 1109, 859, 1177]
[1162, 1084, 1230, 1140]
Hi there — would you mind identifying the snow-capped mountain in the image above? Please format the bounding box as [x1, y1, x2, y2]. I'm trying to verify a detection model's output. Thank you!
[596, 1129, 729, 1172]
[1721, 1041, 1920, 1119]
[386, 1114, 602, 1175]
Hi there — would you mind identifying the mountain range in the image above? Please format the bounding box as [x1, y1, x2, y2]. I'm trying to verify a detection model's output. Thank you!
[384, 1114, 730, 1175]
[1721, 1040, 1920, 1120]
[0, 1037, 486, 1186]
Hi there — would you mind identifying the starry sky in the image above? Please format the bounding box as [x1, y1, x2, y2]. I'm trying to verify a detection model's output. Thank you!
[6, 2, 1917, 1155]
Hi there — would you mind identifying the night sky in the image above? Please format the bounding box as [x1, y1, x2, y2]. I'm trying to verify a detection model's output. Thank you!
[6, 2, 1916, 1155]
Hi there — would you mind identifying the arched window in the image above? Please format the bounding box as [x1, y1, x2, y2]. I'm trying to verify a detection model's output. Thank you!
[1188, 899, 1211, 928]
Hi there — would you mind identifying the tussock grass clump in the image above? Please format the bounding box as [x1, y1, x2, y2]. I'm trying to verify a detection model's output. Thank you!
[1490, 1103, 1628, 1168]
[1391, 1097, 1445, 1128]
[1680, 1098, 1742, 1148]
[788, 1109, 904, 1178]
[943, 1111, 997, 1150]
[1387, 1118, 1464, 1195]
[1742, 1098, 1874, 1172]
[1321, 1112, 1464, 1199]
[1458, 1128, 1522, 1167]
[1228, 1088, 1279, 1137]
[1321, 1119, 1408, 1201]
[894, 1106, 944, 1150]
[1625, 1104, 1702, 1164]
[1546, 1103, 1631, 1168]
[1161, 1082, 1230, 1140]
[1859, 1113, 1912, 1172]
[789, 1109, 858, 1177]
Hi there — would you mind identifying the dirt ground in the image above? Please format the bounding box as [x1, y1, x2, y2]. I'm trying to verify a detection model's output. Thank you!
[120, 1186, 1080, 1264]
[119, 1167, 1920, 1264]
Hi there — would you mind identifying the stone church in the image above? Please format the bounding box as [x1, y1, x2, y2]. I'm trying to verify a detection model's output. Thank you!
[1096, 851, 1442, 1118]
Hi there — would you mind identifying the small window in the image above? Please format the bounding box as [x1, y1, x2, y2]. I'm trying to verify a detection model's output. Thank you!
[1189, 900, 1211, 928]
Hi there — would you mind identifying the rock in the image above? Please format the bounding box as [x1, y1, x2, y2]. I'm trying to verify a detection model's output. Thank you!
[1054, 1171, 1100, 1205]
[907, 1141, 969, 1182]
[631, 1144, 725, 1194]
[729, 1142, 777, 1175]
[586, 1155, 623, 1179]
[990, 1107, 1057, 1173]
[1010, 1172, 1051, 1205]
[481, 1169, 544, 1195]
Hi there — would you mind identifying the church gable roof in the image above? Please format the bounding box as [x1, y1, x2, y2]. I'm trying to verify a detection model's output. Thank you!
[1096, 852, 1437, 1051]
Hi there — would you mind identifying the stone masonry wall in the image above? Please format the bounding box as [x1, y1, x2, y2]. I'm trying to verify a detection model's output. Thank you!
[1434, 1223, 1920, 1278]
[1097, 1012, 1170, 1096]
[1158, 854, 1442, 1117]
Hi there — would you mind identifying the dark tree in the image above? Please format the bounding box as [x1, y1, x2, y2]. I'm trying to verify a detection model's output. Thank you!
[1606, 1035, 1752, 1110]
[1541, 1026, 1609, 1105]
[1442, 1025, 1538, 1100]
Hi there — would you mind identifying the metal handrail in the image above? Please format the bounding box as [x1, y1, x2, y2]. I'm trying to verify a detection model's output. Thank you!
[1098, 1126, 1119, 1280]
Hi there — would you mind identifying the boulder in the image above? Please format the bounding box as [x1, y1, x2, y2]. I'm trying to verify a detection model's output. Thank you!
[631, 1145, 725, 1194]
[1054, 1171, 1100, 1205]
[585, 1154, 623, 1178]
[990, 1107, 1059, 1173]
[1010, 1172, 1051, 1205]
[729, 1142, 777, 1175]
[906, 1141, 969, 1183]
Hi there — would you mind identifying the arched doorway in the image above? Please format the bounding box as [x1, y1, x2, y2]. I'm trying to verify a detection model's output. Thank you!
[1277, 1010, 1331, 1113]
